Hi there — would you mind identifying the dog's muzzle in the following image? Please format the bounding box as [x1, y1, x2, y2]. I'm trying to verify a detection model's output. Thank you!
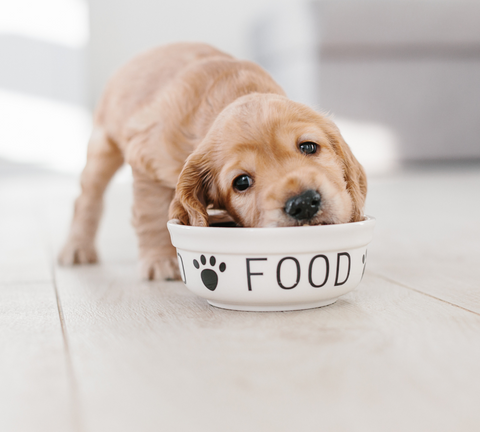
[284, 189, 321, 221]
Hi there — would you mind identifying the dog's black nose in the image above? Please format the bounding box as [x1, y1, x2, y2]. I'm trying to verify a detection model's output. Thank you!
[284, 190, 321, 221]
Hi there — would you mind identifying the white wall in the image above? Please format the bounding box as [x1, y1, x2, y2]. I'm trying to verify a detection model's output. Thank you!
[0, 0, 91, 173]
[252, 0, 480, 166]
[1, 0, 302, 172]
[87, 0, 294, 107]
[5, 0, 469, 173]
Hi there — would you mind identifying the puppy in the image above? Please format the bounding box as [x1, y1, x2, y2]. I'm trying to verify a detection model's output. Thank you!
[59, 42, 367, 280]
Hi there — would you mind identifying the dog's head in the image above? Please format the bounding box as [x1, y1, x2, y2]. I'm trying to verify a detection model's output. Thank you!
[169, 94, 367, 227]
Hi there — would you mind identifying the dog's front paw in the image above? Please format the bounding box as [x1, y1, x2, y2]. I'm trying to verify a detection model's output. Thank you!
[140, 255, 181, 281]
[58, 240, 98, 266]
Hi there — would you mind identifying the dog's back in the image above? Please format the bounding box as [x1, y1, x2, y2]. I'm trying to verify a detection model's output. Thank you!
[94, 42, 233, 147]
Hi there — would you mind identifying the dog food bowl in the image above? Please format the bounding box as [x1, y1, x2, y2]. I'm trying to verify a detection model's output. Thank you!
[167, 216, 375, 312]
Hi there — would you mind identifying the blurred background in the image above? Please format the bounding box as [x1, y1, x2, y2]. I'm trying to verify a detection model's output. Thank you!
[1, 0, 479, 177]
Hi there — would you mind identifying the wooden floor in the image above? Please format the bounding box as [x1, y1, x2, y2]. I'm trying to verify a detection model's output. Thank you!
[1, 161, 480, 432]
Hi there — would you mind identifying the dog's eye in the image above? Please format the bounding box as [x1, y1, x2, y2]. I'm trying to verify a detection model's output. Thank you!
[233, 175, 253, 192]
[299, 142, 318, 155]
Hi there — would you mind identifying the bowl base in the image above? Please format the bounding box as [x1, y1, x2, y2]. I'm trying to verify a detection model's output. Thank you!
[207, 298, 338, 312]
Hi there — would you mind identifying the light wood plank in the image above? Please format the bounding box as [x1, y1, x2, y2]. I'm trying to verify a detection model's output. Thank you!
[0, 175, 53, 283]
[0, 282, 78, 432]
[366, 166, 480, 313]
[54, 264, 480, 432]
[0, 172, 135, 282]
[38, 174, 138, 266]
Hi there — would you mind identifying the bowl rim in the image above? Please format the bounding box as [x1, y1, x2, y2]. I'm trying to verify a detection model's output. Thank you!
[167, 215, 376, 254]
[168, 214, 374, 228]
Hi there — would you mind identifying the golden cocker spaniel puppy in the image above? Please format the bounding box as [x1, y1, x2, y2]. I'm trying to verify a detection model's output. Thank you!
[59, 42, 367, 280]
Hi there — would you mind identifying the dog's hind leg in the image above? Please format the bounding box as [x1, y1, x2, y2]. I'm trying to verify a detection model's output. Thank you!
[131, 169, 180, 280]
[58, 127, 124, 265]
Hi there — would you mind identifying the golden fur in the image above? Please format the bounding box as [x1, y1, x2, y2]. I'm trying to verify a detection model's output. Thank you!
[59, 42, 367, 280]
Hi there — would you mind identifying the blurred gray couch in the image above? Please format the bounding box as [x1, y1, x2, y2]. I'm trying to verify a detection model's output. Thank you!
[252, 1, 480, 162]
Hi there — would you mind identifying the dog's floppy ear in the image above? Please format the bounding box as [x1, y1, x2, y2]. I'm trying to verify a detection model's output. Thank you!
[327, 123, 367, 222]
[169, 150, 213, 227]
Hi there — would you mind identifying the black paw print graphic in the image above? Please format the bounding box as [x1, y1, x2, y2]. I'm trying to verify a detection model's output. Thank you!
[193, 255, 226, 291]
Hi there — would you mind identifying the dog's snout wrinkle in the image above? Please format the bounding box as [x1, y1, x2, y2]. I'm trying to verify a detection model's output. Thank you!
[284, 189, 321, 221]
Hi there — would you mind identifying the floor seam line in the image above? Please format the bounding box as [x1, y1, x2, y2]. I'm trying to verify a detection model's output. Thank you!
[51, 261, 85, 432]
[370, 271, 480, 317]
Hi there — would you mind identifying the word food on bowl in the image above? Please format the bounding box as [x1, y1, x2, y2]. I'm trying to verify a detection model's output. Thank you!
[177, 251, 367, 293]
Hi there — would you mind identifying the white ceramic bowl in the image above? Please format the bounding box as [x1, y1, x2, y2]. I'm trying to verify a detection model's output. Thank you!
[167, 216, 375, 312]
